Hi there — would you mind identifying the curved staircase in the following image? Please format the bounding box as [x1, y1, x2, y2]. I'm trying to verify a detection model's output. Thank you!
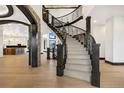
[42, 5, 100, 87]
[65, 35, 91, 82]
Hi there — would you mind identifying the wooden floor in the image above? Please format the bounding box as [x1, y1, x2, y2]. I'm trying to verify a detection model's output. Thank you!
[100, 60, 124, 88]
[0, 54, 124, 88]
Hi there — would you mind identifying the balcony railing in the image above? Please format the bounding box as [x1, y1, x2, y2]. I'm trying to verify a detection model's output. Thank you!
[56, 5, 82, 24]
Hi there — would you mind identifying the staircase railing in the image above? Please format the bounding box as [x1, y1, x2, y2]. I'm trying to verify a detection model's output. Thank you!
[52, 16, 67, 76]
[56, 5, 83, 24]
[42, 6, 100, 87]
[43, 6, 67, 76]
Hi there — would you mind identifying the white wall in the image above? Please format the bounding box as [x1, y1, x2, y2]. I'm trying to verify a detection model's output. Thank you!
[105, 17, 113, 62]
[0, 26, 3, 57]
[113, 17, 124, 62]
[105, 16, 124, 63]
[92, 24, 106, 58]
[82, 5, 95, 19]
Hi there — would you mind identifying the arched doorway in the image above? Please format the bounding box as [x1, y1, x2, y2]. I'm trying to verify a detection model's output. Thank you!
[16, 5, 40, 67]
[0, 20, 31, 65]
[0, 5, 41, 67]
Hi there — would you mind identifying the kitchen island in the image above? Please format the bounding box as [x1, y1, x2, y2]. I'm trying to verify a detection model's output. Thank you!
[3, 45, 27, 55]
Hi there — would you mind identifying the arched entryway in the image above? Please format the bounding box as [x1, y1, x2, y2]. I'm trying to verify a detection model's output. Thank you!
[0, 20, 31, 66]
[16, 5, 40, 67]
[0, 5, 41, 67]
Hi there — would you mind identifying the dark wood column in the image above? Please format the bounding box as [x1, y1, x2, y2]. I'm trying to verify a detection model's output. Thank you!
[86, 16, 100, 87]
[56, 44, 64, 76]
[28, 25, 32, 65]
[85, 16, 91, 49]
[86, 16, 91, 34]
[30, 24, 38, 67]
[16, 5, 41, 67]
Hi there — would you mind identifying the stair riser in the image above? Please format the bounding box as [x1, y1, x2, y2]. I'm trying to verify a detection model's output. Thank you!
[68, 50, 87, 52]
[67, 43, 81, 45]
[64, 70, 91, 82]
[68, 53, 89, 57]
[68, 48, 86, 50]
[68, 52, 88, 55]
[65, 64, 92, 72]
[68, 51, 88, 54]
[67, 59, 91, 65]
[67, 46, 84, 48]
[68, 55, 90, 59]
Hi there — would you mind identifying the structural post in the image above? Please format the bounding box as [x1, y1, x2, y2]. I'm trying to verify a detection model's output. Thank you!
[30, 24, 38, 67]
[86, 16, 91, 34]
[52, 47, 56, 59]
[28, 25, 32, 65]
[56, 44, 64, 76]
[86, 16, 100, 87]
[86, 16, 91, 53]
[47, 48, 50, 59]
[91, 44, 100, 87]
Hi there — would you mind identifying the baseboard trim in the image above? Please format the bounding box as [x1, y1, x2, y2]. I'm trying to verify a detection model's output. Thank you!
[105, 60, 124, 65]
[99, 57, 105, 60]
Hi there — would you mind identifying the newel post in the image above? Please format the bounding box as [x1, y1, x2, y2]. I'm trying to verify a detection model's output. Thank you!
[86, 16, 91, 52]
[56, 44, 64, 76]
[29, 24, 38, 67]
[86, 16, 100, 87]
[47, 48, 50, 59]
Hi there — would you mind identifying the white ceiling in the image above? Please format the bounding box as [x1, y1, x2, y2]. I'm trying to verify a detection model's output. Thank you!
[45, 5, 78, 9]
[0, 5, 9, 16]
[89, 5, 124, 25]
[0, 5, 30, 24]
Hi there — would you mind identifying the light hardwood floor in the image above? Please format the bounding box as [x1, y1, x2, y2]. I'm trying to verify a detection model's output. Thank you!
[0, 54, 93, 88]
[100, 60, 124, 88]
[0, 54, 124, 88]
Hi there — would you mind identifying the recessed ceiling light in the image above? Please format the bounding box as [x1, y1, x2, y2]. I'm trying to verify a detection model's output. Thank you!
[93, 20, 96, 23]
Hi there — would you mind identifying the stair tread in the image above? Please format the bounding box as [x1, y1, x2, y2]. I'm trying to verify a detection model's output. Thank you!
[67, 58, 91, 61]
[68, 51, 88, 53]
[68, 56, 90, 59]
[67, 61, 91, 65]
[64, 69, 91, 82]
[65, 64, 92, 72]
[68, 52, 89, 56]
[65, 66, 91, 72]
[65, 68, 91, 73]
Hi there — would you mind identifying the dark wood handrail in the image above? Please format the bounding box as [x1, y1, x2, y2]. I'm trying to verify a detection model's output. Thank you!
[55, 16, 83, 28]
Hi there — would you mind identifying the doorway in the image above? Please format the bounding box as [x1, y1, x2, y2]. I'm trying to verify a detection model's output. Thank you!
[0, 23, 29, 65]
